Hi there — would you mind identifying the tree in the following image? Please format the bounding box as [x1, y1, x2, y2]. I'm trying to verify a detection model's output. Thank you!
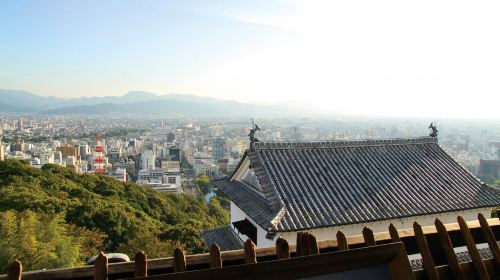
[117, 229, 182, 259]
[196, 175, 211, 195]
[208, 197, 230, 225]
[0, 159, 229, 272]
[0, 210, 105, 273]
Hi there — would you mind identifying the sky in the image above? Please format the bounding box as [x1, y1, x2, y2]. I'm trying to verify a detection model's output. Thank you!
[1, 0, 500, 118]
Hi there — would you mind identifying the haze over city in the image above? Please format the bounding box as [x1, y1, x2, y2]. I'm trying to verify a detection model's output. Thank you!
[2, 0, 500, 118]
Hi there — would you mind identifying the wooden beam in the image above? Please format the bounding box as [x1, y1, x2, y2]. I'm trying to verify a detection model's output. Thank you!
[478, 213, 500, 269]
[336, 231, 349, 251]
[134, 251, 147, 277]
[4, 218, 500, 280]
[435, 218, 464, 280]
[129, 243, 410, 280]
[94, 252, 108, 280]
[275, 237, 290, 259]
[209, 244, 222, 268]
[413, 222, 438, 280]
[6, 260, 22, 280]
[244, 239, 257, 264]
[173, 248, 186, 273]
[457, 216, 490, 280]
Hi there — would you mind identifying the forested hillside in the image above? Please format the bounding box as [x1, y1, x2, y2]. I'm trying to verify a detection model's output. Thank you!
[0, 159, 228, 273]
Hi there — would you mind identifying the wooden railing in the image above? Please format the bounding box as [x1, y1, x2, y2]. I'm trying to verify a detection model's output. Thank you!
[2, 214, 500, 279]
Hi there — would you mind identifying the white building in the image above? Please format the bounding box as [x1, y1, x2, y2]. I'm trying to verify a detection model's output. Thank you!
[141, 150, 156, 170]
[206, 137, 500, 250]
[137, 168, 181, 193]
[40, 152, 54, 165]
[107, 168, 128, 182]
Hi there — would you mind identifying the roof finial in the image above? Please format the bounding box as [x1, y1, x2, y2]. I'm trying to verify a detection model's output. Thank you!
[429, 122, 438, 137]
[249, 118, 261, 144]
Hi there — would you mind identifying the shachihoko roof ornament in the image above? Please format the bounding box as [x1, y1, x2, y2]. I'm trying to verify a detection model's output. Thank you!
[249, 118, 261, 143]
[429, 122, 438, 137]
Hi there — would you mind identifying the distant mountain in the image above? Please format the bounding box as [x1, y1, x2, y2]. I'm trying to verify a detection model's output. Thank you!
[0, 102, 40, 113]
[0, 89, 301, 117]
[0, 89, 60, 110]
[43, 99, 289, 117]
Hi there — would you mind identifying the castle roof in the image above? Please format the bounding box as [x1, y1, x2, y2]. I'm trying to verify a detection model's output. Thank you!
[215, 137, 500, 232]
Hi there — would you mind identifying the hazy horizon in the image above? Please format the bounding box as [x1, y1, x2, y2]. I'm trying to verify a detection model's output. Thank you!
[2, 0, 500, 118]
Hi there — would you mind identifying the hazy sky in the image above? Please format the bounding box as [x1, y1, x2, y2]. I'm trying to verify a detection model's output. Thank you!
[1, 0, 500, 118]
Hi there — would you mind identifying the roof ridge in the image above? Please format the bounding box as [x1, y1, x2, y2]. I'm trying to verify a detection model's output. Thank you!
[252, 137, 437, 150]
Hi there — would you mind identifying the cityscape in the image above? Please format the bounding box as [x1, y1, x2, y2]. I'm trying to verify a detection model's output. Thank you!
[1, 111, 499, 193]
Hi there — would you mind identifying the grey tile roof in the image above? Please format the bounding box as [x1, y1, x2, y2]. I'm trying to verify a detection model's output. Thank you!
[215, 179, 278, 230]
[217, 137, 500, 232]
[202, 225, 244, 251]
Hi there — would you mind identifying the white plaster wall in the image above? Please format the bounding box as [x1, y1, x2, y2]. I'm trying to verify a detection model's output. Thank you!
[274, 208, 492, 247]
[230, 202, 252, 244]
[236, 208, 490, 248]
[230, 202, 279, 247]
[230, 201, 246, 223]
[230, 199, 493, 248]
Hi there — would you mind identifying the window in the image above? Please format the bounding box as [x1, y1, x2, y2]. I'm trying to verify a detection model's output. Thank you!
[232, 219, 258, 245]
[167, 177, 176, 184]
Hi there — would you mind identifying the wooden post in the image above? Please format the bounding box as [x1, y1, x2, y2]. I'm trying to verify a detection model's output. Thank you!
[336, 231, 349, 251]
[173, 248, 186, 273]
[134, 251, 147, 277]
[244, 239, 257, 264]
[94, 252, 108, 280]
[413, 222, 438, 280]
[275, 237, 290, 259]
[388, 224, 401, 242]
[457, 216, 490, 280]
[362, 227, 375, 246]
[478, 213, 500, 269]
[210, 244, 222, 268]
[435, 219, 465, 280]
[306, 233, 319, 255]
[7, 260, 22, 280]
[296, 232, 304, 257]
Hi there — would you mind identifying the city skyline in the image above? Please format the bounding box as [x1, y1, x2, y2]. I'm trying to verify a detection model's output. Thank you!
[2, 0, 500, 118]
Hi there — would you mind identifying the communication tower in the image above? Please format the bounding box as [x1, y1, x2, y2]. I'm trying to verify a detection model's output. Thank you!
[94, 132, 106, 175]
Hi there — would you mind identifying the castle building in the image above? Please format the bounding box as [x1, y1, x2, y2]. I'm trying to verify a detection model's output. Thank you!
[205, 136, 500, 250]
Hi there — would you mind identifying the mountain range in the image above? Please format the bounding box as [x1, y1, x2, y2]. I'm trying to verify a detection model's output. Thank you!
[0, 90, 305, 117]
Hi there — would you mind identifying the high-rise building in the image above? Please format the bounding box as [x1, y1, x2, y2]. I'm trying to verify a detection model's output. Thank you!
[79, 144, 91, 158]
[0, 130, 4, 161]
[141, 150, 156, 170]
[212, 138, 226, 161]
[11, 139, 25, 153]
[0, 144, 4, 161]
[57, 145, 79, 158]
[167, 132, 175, 142]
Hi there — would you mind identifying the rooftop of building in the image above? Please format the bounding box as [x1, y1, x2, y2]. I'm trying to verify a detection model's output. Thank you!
[215, 136, 500, 232]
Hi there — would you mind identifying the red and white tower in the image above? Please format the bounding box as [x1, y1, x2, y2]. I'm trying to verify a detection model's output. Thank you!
[94, 132, 106, 175]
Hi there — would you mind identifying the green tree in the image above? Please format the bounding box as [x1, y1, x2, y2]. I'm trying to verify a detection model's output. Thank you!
[208, 197, 230, 225]
[0, 210, 105, 273]
[117, 228, 182, 259]
[196, 175, 211, 195]
[0, 159, 228, 272]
